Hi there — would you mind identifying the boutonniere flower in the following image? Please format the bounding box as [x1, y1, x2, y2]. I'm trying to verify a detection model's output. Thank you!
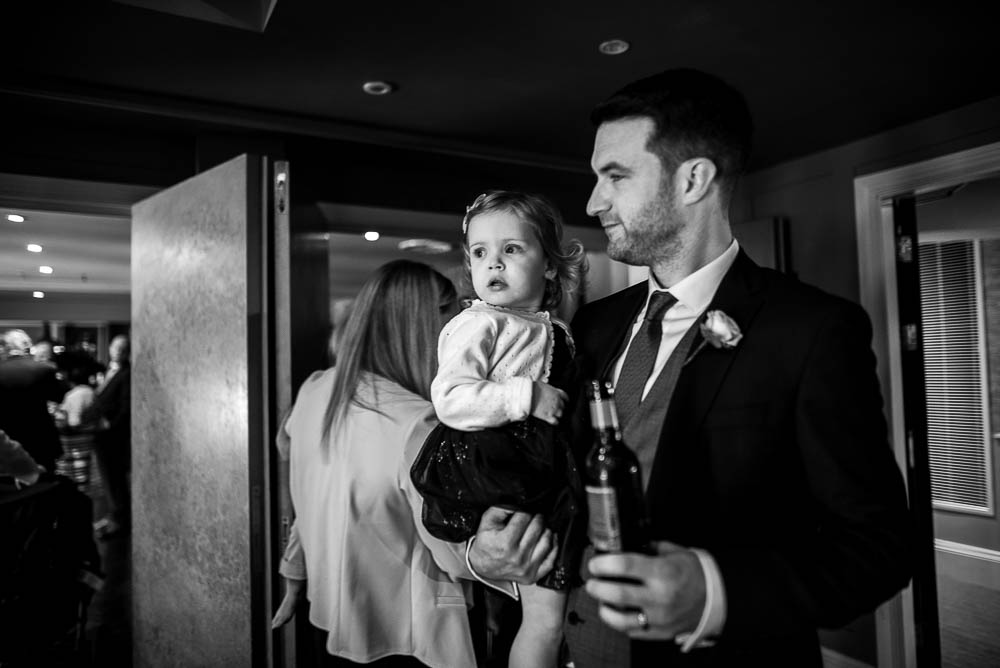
[701, 310, 743, 349]
[685, 310, 742, 365]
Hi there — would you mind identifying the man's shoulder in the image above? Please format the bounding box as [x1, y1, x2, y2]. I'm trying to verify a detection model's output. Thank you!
[755, 268, 868, 324]
[0, 357, 56, 383]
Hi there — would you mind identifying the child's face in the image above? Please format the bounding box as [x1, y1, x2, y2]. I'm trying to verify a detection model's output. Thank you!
[467, 210, 552, 312]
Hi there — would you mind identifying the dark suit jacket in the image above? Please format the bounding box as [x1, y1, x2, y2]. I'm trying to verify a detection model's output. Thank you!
[0, 356, 67, 471]
[564, 251, 912, 667]
[85, 365, 131, 462]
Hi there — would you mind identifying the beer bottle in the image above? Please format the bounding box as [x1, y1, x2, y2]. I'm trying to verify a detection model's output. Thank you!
[584, 379, 652, 554]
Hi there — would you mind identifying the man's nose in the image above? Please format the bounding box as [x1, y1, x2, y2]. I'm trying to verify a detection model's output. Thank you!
[586, 183, 609, 217]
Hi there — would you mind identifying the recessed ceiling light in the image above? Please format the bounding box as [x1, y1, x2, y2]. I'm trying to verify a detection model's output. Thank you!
[362, 81, 395, 96]
[398, 238, 453, 255]
[364, 231, 380, 242]
[26, 244, 42, 253]
[598, 39, 630, 55]
[39, 265, 53, 274]
[6, 214, 25, 223]
[32, 291, 44, 299]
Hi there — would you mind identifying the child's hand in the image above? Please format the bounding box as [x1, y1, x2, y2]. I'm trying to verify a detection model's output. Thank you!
[531, 381, 567, 425]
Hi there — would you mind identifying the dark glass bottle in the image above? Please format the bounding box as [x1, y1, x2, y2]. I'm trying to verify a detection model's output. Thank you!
[584, 380, 653, 554]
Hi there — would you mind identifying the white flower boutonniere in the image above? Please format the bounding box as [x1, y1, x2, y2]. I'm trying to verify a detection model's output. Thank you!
[685, 310, 742, 365]
[700, 310, 743, 349]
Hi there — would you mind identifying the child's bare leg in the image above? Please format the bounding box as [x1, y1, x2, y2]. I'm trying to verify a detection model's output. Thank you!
[509, 583, 566, 668]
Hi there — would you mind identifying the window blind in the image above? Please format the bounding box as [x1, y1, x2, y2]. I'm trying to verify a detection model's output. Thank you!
[918, 240, 993, 514]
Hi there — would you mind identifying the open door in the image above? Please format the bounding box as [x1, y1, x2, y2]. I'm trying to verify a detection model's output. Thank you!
[892, 194, 943, 667]
[131, 154, 286, 667]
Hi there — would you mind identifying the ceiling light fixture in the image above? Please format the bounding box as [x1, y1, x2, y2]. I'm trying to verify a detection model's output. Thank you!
[362, 81, 395, 96]
[6, 213, 25, 223]
[364, 231, 380, 242]
[398, 238, 453, 255]
[39, 265, 53, 274]
[33, 291, 44, 299]
[26, 244, 42, 253]
[598, 39, 630, 55]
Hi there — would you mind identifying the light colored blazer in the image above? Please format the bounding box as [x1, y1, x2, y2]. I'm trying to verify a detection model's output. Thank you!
[280, 369, 476, 668]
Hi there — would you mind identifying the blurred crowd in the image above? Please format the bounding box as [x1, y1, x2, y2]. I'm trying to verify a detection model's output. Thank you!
[0, 328, 131, 535]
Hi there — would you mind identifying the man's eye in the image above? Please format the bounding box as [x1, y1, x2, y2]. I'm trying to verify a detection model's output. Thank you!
[609, 173, 625, 182]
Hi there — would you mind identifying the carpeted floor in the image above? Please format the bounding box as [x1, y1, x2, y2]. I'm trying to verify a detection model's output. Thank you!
[938, 572, 1000, 668]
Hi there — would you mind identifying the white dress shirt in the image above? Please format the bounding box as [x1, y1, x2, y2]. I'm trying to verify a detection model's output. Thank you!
[610, 240, 740, 651]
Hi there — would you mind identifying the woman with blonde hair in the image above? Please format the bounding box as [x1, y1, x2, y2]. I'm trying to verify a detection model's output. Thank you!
[272, 259, 476, 667]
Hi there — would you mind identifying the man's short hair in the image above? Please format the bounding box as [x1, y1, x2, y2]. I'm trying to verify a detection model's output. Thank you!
[591, 68, 753, 204]
[1, 329, 32, 356]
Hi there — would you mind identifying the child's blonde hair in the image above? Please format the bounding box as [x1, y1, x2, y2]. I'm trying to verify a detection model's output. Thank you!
[461, 190, 587, 311]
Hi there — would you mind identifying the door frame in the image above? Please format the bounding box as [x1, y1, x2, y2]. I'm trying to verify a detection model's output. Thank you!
[855, 140, 1000, 668]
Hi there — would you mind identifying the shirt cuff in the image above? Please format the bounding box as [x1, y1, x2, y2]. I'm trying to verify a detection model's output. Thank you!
[507, 377, 534, 422]
[279, 553, 307, 581]
[278, 527, 307, 580]
[465, 536, 520, 601]
[676, 548, 726, 652]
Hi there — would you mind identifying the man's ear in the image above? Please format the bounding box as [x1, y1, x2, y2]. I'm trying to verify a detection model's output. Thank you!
[678, 157, 717, 205]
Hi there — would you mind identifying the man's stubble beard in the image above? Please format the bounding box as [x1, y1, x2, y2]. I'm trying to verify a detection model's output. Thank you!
[605, 179, 684, 268]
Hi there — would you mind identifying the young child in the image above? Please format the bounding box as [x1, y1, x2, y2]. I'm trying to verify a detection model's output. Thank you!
[410, 190, 587, 668]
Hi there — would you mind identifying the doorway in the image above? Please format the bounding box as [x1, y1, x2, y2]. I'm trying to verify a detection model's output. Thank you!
[856, 141, 1000, 668]
[3, 168, 630, 667]
[0, 175, 151, 666]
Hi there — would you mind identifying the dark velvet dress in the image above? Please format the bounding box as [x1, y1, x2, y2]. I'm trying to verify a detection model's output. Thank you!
[410, 323, 583, 590]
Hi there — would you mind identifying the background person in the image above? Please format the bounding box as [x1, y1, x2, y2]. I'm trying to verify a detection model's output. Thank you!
[0, 329, 67, 472]
[272, 260, 482, 667]
[84, 335, 131, 538]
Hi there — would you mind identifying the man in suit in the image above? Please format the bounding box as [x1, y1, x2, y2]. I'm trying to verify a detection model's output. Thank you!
[85, 334, 131, 536]
[0, 329, 67, 472]
[556, 69, 913, 666]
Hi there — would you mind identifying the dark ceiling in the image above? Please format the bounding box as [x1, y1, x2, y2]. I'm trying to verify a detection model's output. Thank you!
[4, 0, 999, 177]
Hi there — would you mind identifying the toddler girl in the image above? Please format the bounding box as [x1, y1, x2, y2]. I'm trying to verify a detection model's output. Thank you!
[411, 190, 587, 668]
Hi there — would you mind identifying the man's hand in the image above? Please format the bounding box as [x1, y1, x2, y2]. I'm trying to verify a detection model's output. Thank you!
[468, 506, 557, 584]
[0, 429, 41, 486]
[531, 382, 567, 425]
[271, 577, 305, 629]
[585, 541, 705, 640]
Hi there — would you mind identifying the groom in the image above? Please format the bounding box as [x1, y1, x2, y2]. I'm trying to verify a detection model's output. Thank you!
[469, 68, 912, 667]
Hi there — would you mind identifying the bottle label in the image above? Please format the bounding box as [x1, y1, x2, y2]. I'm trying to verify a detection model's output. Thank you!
[588, 401, 616, 430]
[585, 485, 622, 552]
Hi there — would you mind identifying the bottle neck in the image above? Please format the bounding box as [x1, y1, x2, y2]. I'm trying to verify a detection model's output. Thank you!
[589, 399, 622, 448]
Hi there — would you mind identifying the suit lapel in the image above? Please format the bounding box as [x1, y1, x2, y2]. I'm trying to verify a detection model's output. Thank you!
[594, 283, 647, 381]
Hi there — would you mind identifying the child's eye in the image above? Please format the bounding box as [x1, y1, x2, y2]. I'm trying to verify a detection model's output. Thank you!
[504, 244, 520, 254]
[471, 248, 485, 258]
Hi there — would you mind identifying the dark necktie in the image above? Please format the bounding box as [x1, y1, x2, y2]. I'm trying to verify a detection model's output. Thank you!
[614, 291, 677, 429]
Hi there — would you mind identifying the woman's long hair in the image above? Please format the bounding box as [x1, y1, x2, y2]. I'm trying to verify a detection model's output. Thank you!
[321, 259, 458, 442]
